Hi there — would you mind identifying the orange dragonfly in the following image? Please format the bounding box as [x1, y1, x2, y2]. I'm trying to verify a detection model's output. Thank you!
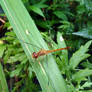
[32, 47, 70, 59]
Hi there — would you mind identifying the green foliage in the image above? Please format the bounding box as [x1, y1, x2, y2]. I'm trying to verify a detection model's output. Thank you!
[72, 69, 92, 82]
[29, 5, 45, 17]
[69, 40, 92, 69]
[53, 11, 68, 20]
[0, 0, 92, 92]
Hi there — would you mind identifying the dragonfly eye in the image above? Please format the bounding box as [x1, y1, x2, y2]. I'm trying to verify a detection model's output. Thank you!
[32, 52, 38, 58]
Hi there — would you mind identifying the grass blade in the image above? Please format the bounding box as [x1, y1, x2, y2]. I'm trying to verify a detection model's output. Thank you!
[0, 0, 68, 92]
[0, 63, 9, 92]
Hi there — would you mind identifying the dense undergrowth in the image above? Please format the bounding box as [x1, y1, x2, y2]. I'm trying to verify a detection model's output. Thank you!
[0, 0, 92, 92]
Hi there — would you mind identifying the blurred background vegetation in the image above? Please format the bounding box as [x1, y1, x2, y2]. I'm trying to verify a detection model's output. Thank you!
[0, 0, 92, 92]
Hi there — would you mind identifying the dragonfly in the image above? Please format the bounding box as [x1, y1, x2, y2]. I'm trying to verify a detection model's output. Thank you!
[4, 35, 70, 59]
[32, 47, 70, 59]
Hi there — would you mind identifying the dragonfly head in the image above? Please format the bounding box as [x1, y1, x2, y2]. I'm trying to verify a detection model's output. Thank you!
[32, 52, 38, 59]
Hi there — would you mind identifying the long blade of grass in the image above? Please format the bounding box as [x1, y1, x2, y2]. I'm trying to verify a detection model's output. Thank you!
[0, 0, 68, 92]
[0, 63, 9, 92]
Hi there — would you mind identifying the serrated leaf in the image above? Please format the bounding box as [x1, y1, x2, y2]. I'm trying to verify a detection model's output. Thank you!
[72, 69, 92, 82]
[69, 40, 92, 69]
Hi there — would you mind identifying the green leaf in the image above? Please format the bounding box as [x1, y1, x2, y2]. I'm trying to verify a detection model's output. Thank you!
[7, 53, 27, 63]
[57, 32, 68, 64]
[0, 63, 9, 92]
[87, 21, 92, 35]
[10, 66, 22, 77]
[28, 67, 33, 78]
[33, 3, 48, 8]
[72, 28, 92, 39]
[81, 82, 92, 88]
[29, 5, 45, 17]
[72, 69, 92, 82]
[84, 0, 92, 11]
[0, 44, 6, 58]
[57, 32, 70, 77]
[69, 40, 92, 69]
[76, 5, 86, 14]
[53, 11, 68, 20]
[81, 61, 92, 69]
